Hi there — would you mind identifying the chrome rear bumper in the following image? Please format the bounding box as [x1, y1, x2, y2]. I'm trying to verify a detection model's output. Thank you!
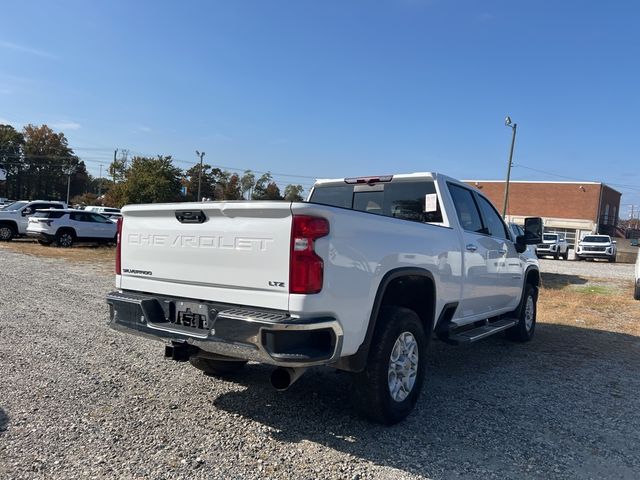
[106, 290, 343, 367]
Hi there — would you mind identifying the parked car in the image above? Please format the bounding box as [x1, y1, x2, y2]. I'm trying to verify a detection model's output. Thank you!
[107, 172, 542, 424]
[0, 200, 67, 241]
[84, 206, 121, 215]
[26, 209, 117, 247]
[535, 233, 570, 260]
[575, 234, 617, 262]
[635, 252, 640, 300]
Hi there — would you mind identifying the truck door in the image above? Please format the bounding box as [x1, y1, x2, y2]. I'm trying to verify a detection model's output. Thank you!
[473, 193, 522, 311]
[447, 183, 496, 318]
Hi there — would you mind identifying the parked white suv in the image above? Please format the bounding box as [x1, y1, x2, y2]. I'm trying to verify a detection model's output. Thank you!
[0, 200, 67, 241]
[27, 209, 117, 247]
[536, 233, 570, 260]
[575, 235, 617, 262]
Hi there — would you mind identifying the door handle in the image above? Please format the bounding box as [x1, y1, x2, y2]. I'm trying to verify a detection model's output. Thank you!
[465, 244, 478, 252]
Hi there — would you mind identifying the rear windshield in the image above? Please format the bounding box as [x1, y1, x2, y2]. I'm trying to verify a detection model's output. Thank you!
[582, 236, 609, 243]
[543, 234, 557, 241]
[309, 180, 443, 223]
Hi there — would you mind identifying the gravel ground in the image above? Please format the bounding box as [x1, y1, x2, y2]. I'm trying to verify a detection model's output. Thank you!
[2, 249, 640, 479]
[538, 259, 635, 280]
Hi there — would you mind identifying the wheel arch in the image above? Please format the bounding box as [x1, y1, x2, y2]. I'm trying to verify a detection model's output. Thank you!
[334, 267, 436, 372]
[55, 226, 77, 237]
[0, 219, 18, 231]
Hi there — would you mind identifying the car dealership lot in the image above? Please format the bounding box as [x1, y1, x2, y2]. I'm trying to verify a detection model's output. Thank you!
[1, 245, 639, 479]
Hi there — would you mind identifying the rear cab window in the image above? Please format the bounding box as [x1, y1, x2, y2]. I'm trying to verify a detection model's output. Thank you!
[309, 178, 444, 224]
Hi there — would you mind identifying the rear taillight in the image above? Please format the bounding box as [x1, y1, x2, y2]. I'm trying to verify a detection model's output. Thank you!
[115, 217, 123, 275]
[289, 215, 330, 294]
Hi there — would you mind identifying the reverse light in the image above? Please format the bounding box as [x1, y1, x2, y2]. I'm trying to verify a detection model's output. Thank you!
[289, 215, 330, 294]
[115, 217, 123, 275]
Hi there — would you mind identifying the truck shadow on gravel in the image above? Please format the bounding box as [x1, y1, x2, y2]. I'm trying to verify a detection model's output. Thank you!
[212, 323, 640, 478]
[0, 408, 8, 434]
[540, 272, 589, 289]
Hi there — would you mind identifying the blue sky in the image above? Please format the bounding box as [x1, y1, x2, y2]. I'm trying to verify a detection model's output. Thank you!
[1, 0, 639, 210]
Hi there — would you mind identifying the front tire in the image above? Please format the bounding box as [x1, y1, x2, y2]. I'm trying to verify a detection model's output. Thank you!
[506, 283, 537, 342]
[351, 306, 427, 425]
[608, 256, 617, 263]
[0, 224, 15, 241]
[562, 249, 569, 260]
[634, 282, 640, 301]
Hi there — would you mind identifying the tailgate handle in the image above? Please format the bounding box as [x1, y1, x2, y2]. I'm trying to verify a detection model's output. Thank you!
[175, 210, 207, 224]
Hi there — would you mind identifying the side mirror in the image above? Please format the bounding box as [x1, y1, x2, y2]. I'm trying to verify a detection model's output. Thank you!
[22, 208, 32, 216]
[515, 217, 543, 253]
[612, 240, 617, 244]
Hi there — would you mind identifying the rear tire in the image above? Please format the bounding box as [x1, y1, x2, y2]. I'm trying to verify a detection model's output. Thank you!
[55, 230, 75, 248]
[0, 224, 16, 241]
[634, 282, 640, 301]
[506, 283, 537, 342]
[351, 306, 427, 425]
[189, 356, 247, 377]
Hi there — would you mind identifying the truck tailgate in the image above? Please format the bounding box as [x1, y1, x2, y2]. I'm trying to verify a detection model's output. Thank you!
[117, 202, 292, 310]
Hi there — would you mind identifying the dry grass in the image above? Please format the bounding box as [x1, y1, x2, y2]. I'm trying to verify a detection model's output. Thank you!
[538, 272, 640, 337]
[0, 240, 116, 273]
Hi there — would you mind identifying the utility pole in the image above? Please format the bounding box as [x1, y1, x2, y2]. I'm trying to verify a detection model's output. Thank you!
[112, 149, 118, 183]
[98, 164, 103, 202]
[195, 150, 206, 201]
[64, 165, 75, 205]
[502, 116, 518, 218]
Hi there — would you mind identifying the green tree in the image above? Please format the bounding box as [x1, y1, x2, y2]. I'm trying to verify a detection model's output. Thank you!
[283, 184, 304, 202]
[21, 124, 85, 200]
[184, 163, 220, 200]
[0, 124, 25, 198]
[222, 173, 243, 200]
[252, 172, 273, 199]
[240, 170, 255, 200]
[263, 182, 283, 200]
[106, 155, 183, 207]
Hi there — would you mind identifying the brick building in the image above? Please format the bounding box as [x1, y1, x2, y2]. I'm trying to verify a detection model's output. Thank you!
[464, 180, 621, 246]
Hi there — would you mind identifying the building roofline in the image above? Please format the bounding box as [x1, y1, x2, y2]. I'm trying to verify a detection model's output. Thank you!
[463, 180, 601, 185]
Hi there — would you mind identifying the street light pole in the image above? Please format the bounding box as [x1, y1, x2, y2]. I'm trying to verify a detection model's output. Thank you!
[195, 150, 205, 201]
[64, 165, 75, 205]
[502, 116, 518, 219]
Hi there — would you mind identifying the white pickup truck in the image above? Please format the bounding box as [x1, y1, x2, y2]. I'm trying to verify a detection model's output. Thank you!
[107, 173, 542, 424]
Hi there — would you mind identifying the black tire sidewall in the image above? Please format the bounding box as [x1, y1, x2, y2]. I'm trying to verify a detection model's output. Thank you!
[56, 230, 75, 248]
[353, 306, 427, 424]
[0, 224, 15, 241]
[507, 284, 537, 342]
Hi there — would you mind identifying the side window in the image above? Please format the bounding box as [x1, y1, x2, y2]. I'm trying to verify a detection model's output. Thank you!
[448, 184, 484, 233]
[90, 213, 110, 223]
[476, 195, 509, 239]
[70, 213, 85, 222]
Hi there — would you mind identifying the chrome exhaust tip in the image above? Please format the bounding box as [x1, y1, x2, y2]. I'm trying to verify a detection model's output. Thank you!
[270, 367, 307, 391]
